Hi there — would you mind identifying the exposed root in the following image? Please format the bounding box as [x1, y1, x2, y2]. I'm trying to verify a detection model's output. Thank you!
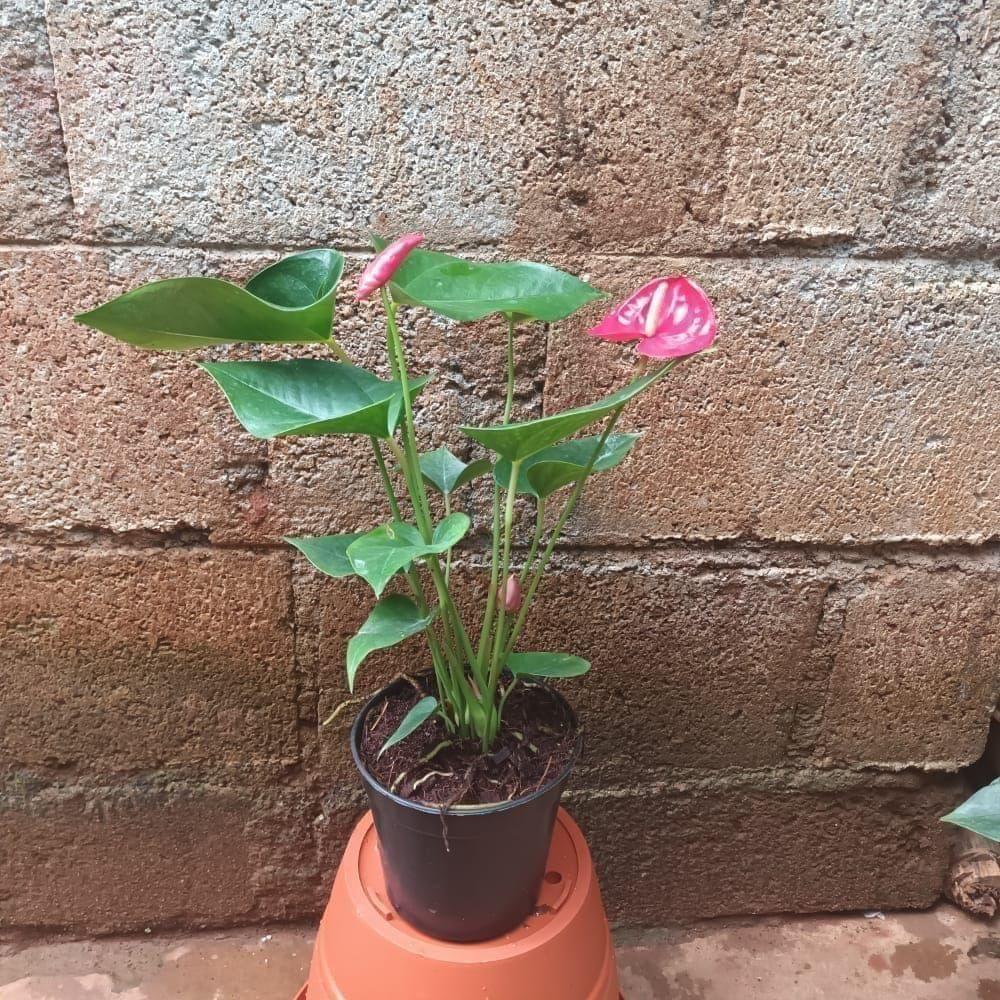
[411, 769, 454, 793]
[367, 698, 390, 736]
[419, 740, 453, 765]
[322, 696, 363, 727]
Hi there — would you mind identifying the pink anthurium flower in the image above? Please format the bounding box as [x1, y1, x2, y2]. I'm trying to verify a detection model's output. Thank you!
[589, 275, 717, 358]
[355, 232, 425, 301]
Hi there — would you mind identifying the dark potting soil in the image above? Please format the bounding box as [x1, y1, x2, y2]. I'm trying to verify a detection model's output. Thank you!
[358, 678, 578, 808]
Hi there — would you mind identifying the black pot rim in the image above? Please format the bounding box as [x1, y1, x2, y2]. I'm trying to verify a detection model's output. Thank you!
[349, 674, 582, 817]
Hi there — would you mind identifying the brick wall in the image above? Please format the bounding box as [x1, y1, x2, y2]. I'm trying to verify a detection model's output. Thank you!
[2, 0, 998, 932]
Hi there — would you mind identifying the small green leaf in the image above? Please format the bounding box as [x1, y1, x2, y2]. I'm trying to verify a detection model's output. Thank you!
[347, 513, 471, 597]
[75, 249, 344, 350]
[199, 360, 429, 439]
[379, 696, 439, 757]
[347, 596, 435, 692]
[462, 365, 671, 462]
[283, 534, 362, 578]
[419, 447, 491, 496]
[495, 433, 639, 499]
[245, 249, 344, 308]
[373, 238, 604, 323]
[942, 780, 1000, 842]
[507, 652, 591, 679]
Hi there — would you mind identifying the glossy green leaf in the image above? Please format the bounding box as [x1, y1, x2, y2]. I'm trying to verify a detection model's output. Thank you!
[373, 238, 604, 323]
[199, 360, 429, 439]
[283, 533, 362, 579]
[494, 433, 639, 499]
[379, 696, 439, 757]
[245, 249, 344, 308]
[507, 652, 591, 679]
[75, 249, 344, 350]
[347, 596, 435, 692]
[418, 447, 491, 496]
[941, 780, 1000, 842]
[462, 366, 669, 462]
[347, 513, 471, 597]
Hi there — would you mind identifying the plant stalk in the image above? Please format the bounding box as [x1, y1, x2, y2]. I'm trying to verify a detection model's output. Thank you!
[381, 290, 480, 708]
[476, 313, 519, 674]
[502, 359, 680, 660]
[502, 407, 623, 661]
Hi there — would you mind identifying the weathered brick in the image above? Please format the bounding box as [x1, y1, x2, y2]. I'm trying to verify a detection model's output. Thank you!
[295, 570, 399, 790]
[820, 569, 1000, 769]
[0, 547, 298, 778]
[510, 1, 742, 254]
[41, 0, 746, 253]
[0, 777, 344, 932]
[0, 781, 253, 932]
[43, 0, 524, 245]
[517, 559, 832, 778]
[42, 1, 994, 253]
[0, 0, 74, 239]
[545, 257, 1000, 545]
[1, 248, 278, 543]
[568, 771, 962, 923]
[723, 0, 999, 253]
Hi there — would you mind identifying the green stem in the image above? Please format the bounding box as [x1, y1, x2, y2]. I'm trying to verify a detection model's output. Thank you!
[382, 290, 433, 539]
[496, 676, 519, 726]
[444, 493, 453, 586]
[370, 437, 402, 520]
[369, 437, 461, 714]
[381, 289, 479, 689]
[324, 336, 351, 363]
[503, 407, 623, 661]
[503, 313, 516, 423]
[429, 558, 480, 681]
[519, 500, 546, 585]
[476, 313, 519, 673]
[501, 359, 680, 659]
[477, 482, 502, 663]
[487, 458, 521, 700]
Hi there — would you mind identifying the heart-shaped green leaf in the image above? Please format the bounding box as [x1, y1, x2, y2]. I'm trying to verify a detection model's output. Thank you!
[462, 365, 671, 462]
[418, 447, 491, 496]
[507, 652, 591, 679]
[379, 695, 439, 757]
[347, 596, 435, 691]
[283, 533, 362, 578]
[199, 360, 430, 439]
[373, 238, 604, 323]
[347, 513, 471, 596]
[245, 249, 344, 308]
[75, 249, 344, 350]
[942, 780, 1000, 842]
[494, 433, 639, 499]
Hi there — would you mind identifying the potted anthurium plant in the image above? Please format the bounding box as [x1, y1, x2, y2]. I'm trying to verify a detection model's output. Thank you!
[76, 235, 717, 942]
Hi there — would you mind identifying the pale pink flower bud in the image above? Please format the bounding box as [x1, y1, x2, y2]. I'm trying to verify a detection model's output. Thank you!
[502, 574, 522, 612]
[355, 232, 424, 301]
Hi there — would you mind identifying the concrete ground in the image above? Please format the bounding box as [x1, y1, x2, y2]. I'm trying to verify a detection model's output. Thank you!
[1, 904, 998, 999]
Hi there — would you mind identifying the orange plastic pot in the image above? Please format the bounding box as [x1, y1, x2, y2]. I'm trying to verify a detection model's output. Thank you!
[299, 808, 621, 1000]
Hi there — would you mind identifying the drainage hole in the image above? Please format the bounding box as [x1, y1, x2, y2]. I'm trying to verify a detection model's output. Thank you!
[544, 870, 562, 885]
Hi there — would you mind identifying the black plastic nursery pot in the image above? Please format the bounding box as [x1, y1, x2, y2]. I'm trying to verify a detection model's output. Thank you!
[350, 675, 583, 943]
